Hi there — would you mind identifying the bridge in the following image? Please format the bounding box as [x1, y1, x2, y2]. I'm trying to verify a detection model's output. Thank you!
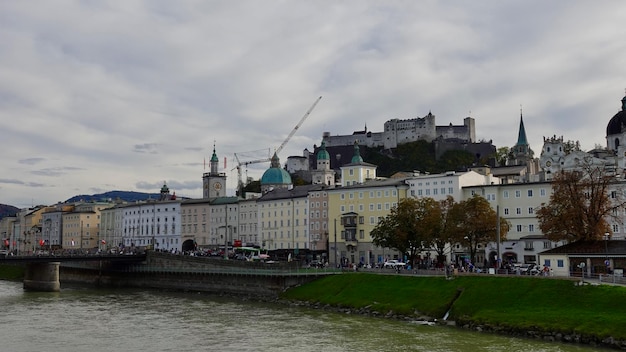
[0, 253, 147, 292]
[0, 253, 147, 264]
[0, 252, 334, 296]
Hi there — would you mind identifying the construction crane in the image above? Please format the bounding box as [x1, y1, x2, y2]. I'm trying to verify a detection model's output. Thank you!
[233, 96, 322, 197]
[232, 148, 271, 196]
[275, 95, 322, 156]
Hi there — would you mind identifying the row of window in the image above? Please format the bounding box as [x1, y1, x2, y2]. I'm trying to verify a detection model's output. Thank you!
[339, 189, 398, 200]
[339, 202, 397, 213]
[412, 187, 455, 197]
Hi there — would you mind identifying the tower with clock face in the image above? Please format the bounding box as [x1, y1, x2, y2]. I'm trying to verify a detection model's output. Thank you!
[202, 144, 226, 198]
[539, 135, 566, 179]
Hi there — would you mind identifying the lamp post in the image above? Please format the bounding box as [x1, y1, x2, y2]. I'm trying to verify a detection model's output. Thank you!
[496, 205, 501, 271]
[604, 232, 610, 273]
[334, 218, 337, 268]
[219, 225, 231, 260]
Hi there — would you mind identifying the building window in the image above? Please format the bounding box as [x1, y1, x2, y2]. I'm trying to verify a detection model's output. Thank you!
[543, 241, 551, 249]
[515, 190, 521, 198]
[557, 259, 564, 267]
[503, 190, 509, 198]
[516, 224, 523, 232]
[540, 189, 547, 197]
[527, 189, 533, 197]
[516, 208, 521, 215]
[504, 208, 509, 215]
[528, 224, 535, 232]
[528, 207, 534, 214]
[525, 241, 533, 250]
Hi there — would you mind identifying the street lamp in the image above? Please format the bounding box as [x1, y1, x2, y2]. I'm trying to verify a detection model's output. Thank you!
[335, 219, 337, 267]
[219, 225, 232, 260]
[604, 232, 610, 273]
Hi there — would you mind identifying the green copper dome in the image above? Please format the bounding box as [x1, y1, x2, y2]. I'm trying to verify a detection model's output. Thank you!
[260, 153, 292, 185]
[317, 141, 330, 160]
[351, 141, 363, 163]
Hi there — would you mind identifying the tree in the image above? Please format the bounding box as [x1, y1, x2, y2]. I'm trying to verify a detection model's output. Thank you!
[448, 194, 510, 266]
[370, 197, 441, 266]
[536, 162, 626, 242]
[495, 147, 509, 166]
[428, 196, 457, 267]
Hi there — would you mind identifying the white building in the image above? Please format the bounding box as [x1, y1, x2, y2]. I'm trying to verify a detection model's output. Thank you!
[120, 200, 181, 252]
[406, 170, 499, 202]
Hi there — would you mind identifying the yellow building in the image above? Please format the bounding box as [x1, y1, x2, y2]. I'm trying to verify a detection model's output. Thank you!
[327, 141, 409, 267]
[258, 185, 314, 254]
[327, 179, 409, 267]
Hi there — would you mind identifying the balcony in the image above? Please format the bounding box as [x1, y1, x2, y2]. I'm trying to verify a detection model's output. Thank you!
[345, 236, 358, 249]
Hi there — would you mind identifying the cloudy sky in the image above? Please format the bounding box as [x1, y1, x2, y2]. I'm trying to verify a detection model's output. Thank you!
[2, 1, 626, 208]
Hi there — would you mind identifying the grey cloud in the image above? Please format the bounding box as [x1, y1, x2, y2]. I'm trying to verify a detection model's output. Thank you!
[133, 143, 159, 154]
[18, 158, 45, 165]
[31, 167, 84, 177]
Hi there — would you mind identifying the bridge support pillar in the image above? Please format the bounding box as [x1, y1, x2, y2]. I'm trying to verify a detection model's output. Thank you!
[23, 262, 61, 292]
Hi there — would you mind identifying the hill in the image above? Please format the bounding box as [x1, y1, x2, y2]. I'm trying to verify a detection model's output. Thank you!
[0, 204, 20, 220]
[65, 190, 162, 203]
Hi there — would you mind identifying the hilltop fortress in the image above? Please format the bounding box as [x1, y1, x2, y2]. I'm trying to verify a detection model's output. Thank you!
[321, 112, 476, 149]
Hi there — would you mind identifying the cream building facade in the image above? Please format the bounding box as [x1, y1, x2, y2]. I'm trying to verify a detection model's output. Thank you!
[258, 187, 310, 252]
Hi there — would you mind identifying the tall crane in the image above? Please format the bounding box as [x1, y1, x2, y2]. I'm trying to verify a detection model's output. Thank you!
[233, 96, 322, 196]
[232, 148, 271, 196]
[275, 95, 322, 156]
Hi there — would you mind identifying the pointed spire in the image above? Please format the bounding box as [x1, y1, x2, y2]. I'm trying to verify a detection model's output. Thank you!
[210, 140, 219, 162]
[516, 105, 529, 146]
[210, 140, 219, 175]
[270, 152, 280, 168]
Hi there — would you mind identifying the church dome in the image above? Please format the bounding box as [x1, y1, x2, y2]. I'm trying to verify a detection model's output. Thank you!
[317, 141, 330, 160]
[606, 95, 626, 136]
[260, 153, 292, 185]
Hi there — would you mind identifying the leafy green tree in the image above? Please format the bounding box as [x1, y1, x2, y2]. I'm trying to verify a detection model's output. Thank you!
[495, 147, 509, 166]
[436, 150, 475, 172]
[370, 197, 441, 266]
[448, 194, 510, 265]
[536, 162, 626, 242]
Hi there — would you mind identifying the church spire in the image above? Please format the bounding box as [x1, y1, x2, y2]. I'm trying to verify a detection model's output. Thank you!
[210, 141, 219, 175]
[516, 106, 529, 146]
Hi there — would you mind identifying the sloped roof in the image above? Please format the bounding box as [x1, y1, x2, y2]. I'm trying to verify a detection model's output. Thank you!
[541, 240, 626, 256]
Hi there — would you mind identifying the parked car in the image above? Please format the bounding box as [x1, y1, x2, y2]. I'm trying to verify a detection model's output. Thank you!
[383, 260, 406, 269]
[309, 260, 324, 268]
[518, 263, 540, 275]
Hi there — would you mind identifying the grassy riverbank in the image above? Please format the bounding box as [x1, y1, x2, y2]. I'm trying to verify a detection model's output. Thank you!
[281, 273, 626, 340]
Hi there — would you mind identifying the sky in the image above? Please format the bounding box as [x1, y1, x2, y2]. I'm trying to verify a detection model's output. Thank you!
[2, 1, 626, 208]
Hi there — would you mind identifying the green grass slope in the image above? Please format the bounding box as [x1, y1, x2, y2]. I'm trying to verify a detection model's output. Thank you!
[281, 273, 626, 340]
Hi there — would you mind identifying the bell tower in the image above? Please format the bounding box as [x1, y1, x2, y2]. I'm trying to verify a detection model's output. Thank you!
[202, 142, 226, 198]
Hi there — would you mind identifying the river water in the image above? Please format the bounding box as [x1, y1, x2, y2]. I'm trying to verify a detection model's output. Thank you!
[0, 280, 601, 352]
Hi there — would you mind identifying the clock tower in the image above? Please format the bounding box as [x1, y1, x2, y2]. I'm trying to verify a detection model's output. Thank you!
[202, 143, 226, 198]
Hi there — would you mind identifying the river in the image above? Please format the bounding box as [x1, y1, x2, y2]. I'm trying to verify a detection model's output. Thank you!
[0, 280, 601, 352]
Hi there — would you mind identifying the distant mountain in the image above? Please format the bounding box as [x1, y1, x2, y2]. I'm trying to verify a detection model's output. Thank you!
[0, 204, 20, 220]
[65, 190, 162, 203]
